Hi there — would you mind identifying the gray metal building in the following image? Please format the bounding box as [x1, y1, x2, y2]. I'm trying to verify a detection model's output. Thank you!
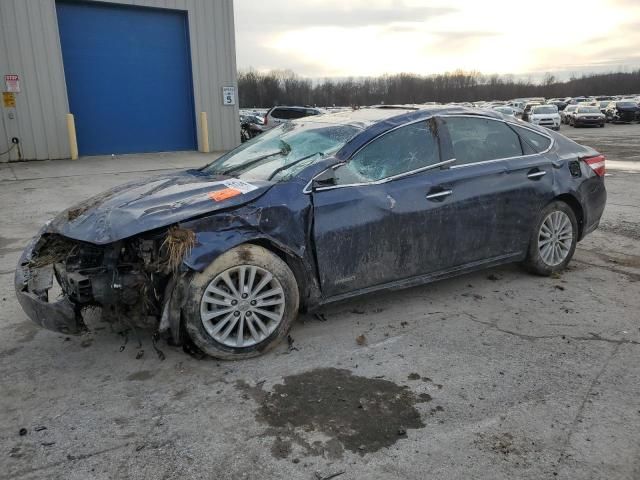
[0, 0, 240, 162]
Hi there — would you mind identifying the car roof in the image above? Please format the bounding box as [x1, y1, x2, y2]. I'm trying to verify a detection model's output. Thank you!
[300, 105, 504, 130]
[270, 106, 320, 112]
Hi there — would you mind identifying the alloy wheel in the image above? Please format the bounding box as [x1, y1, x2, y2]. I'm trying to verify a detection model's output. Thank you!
[538, 211, 573, 266]
[200, 265, 285, 348]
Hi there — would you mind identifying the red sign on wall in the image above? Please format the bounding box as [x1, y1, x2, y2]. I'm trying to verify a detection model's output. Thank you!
[5, 74, 20, 93]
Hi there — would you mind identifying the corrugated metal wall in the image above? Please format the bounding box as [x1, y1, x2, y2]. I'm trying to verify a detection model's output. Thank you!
[0, 0, 239, 162]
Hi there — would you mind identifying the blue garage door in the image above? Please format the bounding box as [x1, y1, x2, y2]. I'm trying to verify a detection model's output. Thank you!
[56, 1, 197, 155]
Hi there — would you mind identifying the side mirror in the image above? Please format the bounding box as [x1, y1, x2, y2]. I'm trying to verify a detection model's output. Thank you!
[311, 168, 337, 191]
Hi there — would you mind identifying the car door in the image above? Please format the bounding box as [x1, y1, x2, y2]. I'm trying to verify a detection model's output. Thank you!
[503, 124, 556, 249]
[311, 119, 460, 298]
[435, 115, 542, 263]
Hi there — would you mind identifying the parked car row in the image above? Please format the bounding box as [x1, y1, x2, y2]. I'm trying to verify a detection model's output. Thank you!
[494, 94, 640, 129]
[240, 94, 640, 142]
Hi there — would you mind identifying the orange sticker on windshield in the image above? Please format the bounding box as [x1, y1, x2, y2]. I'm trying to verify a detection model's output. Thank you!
[209, 188, 242, 202]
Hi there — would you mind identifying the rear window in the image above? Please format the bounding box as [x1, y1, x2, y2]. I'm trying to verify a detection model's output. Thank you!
[511, 125, 552, 154]
[532, 106, 558, 114]
[577, 107, 600, 114]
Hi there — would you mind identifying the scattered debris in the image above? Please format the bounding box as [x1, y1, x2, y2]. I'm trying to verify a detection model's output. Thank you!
[355, 334, 367, 346]
[182, 336, 206, 360]
[34, 426, 47, 432]
[314, 471, 345, 480]
[135, 350, 145, 360]
[9, 446, 24, 458]
[487, 274, 501, 281]
[41, 442, 55, 447]
[314, 313, 328, 322]
[461, 293, 485, 300]
[151, 332, 166, 361]
[554, 285, 566, 291]
[19, 428, 27, 436]
[287, 335, 299, 352]
[407, 373, 421, 381]
[119, 330, 129, 352]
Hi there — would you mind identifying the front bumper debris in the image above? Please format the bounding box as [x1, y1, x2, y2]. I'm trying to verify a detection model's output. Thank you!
[14, 236, 85, 335]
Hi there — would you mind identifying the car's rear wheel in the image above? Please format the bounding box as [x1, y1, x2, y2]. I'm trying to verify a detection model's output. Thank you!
[183, 244, 299, 360]
[523, 201, 578, 276]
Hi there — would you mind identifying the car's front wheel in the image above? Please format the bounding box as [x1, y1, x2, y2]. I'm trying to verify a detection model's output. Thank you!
[523, 201, 578, 276]
[183, 244, 299, 360]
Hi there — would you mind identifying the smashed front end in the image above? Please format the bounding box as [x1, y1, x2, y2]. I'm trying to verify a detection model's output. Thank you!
[15, 227, 194, 336]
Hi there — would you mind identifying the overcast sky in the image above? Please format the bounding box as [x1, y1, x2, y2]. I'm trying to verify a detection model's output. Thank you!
[234, 0, 640, 79]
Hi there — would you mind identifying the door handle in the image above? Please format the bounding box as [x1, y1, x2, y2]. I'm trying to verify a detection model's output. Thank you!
[426, 189, 453, 200]
[527, 170, 547, 179]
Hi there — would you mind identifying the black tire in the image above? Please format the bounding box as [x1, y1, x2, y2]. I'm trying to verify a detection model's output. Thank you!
[183, 244, 299, 360]
[522, 201, 578, 276]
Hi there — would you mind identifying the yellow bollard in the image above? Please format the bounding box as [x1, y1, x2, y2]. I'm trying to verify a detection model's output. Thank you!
[199, 111, 210, 153]
[66, 113, 78, 160]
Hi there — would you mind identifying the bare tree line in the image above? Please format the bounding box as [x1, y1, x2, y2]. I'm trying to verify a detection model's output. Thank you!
[238, 69, 640, 108]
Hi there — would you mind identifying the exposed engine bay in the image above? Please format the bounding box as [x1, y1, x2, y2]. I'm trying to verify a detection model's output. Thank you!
[18, 227, 195, 335]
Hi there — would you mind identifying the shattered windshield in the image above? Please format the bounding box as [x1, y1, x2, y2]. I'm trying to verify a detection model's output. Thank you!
[203, 121, 362, 182]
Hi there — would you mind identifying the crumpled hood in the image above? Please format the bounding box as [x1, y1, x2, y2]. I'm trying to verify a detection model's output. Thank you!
[45, 170, 273, 244]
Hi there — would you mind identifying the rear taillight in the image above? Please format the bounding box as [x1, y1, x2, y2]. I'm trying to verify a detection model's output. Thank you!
[582, 154, 606, 177]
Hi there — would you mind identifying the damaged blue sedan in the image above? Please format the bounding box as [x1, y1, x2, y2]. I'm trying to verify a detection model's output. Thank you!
[15, 106, 607, 359]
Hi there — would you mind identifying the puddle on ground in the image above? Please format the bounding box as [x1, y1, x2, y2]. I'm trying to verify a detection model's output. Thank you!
[239, 367, 432, 458]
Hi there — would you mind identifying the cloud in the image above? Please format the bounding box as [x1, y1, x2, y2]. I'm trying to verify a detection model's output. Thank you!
[234, 0, 640, 78]
[235, 1, 455, 31]
[426, 30, 499, 54]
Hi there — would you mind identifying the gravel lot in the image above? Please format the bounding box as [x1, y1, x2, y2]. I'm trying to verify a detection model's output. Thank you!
[1, 124, 639, 480]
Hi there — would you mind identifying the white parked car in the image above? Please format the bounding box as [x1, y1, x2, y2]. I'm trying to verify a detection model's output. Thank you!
[493, 106, 516, 116]
[528, 105, 561, 130]
[561, 104, 579, 124]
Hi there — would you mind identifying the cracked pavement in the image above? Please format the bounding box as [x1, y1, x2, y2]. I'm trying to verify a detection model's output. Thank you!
[1, 126, 639, 479]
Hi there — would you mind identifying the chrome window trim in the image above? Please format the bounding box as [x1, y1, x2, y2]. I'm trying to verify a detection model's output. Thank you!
[439, 114, 555, 170]
[302, 113, 555, 193]
[303, 158, 456, 194]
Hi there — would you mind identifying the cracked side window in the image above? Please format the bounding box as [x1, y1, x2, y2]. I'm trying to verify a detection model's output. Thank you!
[442, 116, 523, 165]
[336, 120, 440, 184]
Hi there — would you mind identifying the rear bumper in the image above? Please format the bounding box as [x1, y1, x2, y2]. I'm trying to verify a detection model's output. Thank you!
[578, 177, 607, 240]
[574, 118, 604, 126]
[14, 235, 85, 335]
